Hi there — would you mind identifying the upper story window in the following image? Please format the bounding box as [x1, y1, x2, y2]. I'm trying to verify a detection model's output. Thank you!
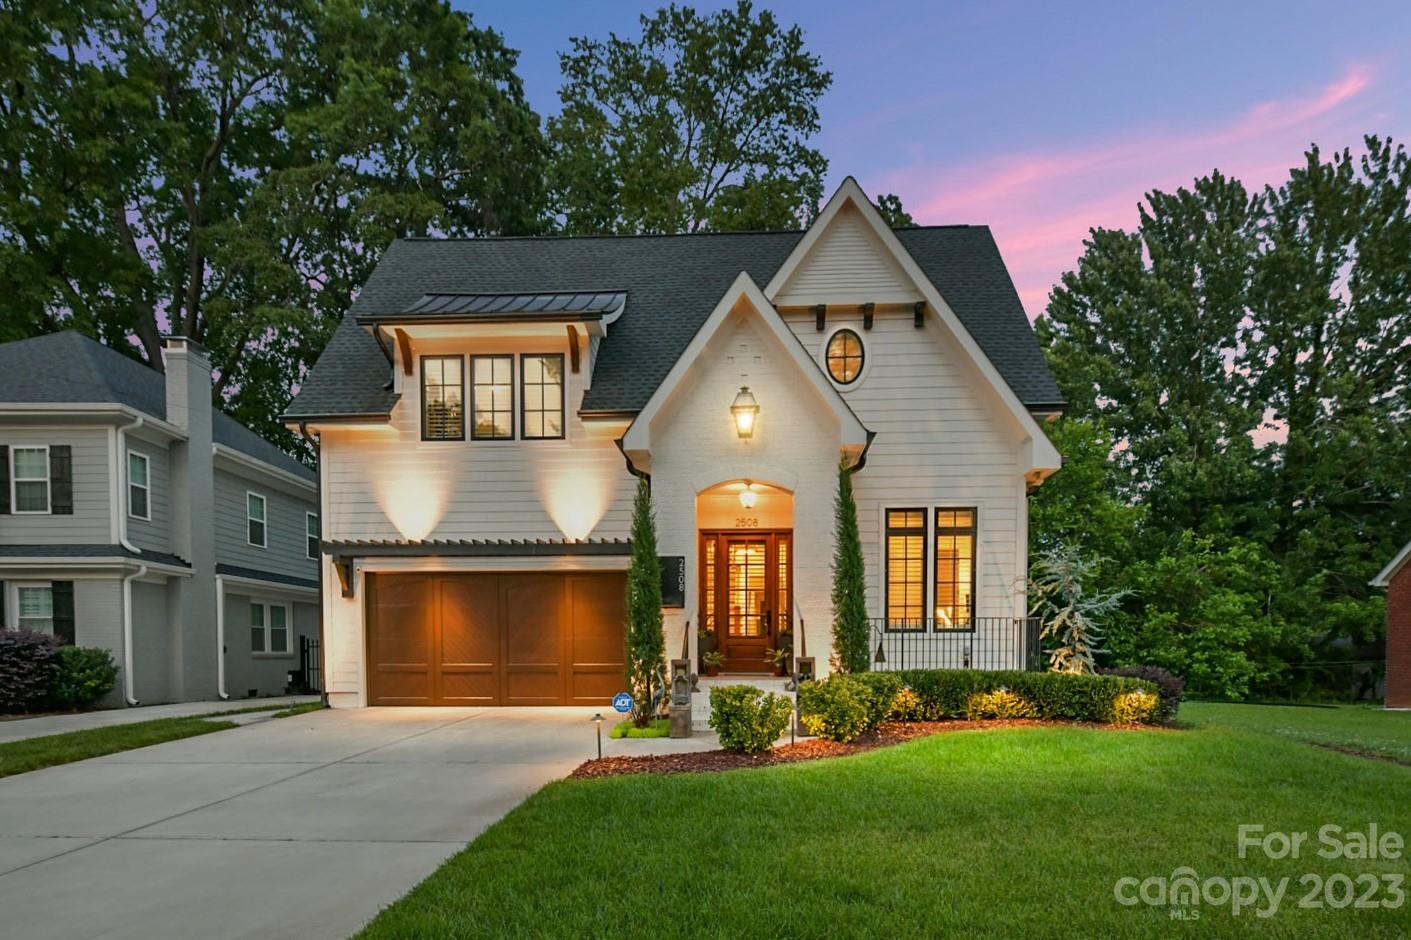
[825, 329, 865, 385]
[885, 508, 926, 629]
[306, 512, 319, 560]
[934, 509, 976, 628]
[247, 492, 267, 547]
[421, 356, 465, 441]
[520, 354, 565, 440]
[128, 451, 150, 520]
[11, 446, 51, 513]
[471, 355, 514, 440]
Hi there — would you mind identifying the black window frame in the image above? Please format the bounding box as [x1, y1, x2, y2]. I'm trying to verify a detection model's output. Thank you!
[884, 507, 927, 632]
[825, 328, 865, 386]
[933, 507, 977, 632]
[470, 354, 515, 441]
[420, 355, 466, 442]
[518, 353, 566, 441]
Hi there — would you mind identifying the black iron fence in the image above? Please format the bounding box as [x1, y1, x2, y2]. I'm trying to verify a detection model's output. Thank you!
[294, 635, 323, 694]
[869, 617, 1041, 672]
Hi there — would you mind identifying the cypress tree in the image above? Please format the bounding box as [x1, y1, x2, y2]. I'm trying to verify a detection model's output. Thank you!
[625, 476, 665, 724]
[831, 458, 870, 672]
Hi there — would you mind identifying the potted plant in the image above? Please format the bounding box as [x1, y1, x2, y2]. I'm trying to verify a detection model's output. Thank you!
[702, 650, 725, 677]
[764, 646, 791, 677]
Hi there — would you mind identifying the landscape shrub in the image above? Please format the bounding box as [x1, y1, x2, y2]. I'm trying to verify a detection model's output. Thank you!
[708, 685, 792, 753]
[50, 646, 119, 709]
[964, 688, 1037, 720]
[851, 672, 903, 727]
[1110, 690, 1161, 724]
[890, 669, 1159, 724]
[888, 686, 922, 721]
[1099, 665, 1185, 721]
[797, 676, 871, 742]
[0, 630, 63, 713]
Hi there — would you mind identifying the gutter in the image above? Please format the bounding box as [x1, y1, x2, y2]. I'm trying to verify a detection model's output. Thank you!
[846, 430, 879, 475]
[121, 563, 147, 706]
[614, 438, 648, 481]
[214, 574, 229, 700]
[297, 422, 329, 708]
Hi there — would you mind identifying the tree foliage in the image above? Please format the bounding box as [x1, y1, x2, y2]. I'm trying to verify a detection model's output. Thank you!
[0, 0, 547, 453]
[831, 458, 870, 673]
[1029, 547, 1126, 675]
[549, 0, 831, 234]
[1035, 136, 1410, 699]
[873, 193, 914, 228]
[625, 477, 666, 725]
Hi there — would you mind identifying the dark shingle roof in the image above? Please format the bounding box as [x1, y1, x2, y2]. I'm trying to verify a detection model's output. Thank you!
[0, 544, 190, 568]
[286, 226, 1062, 419]
[215, 563, 318, 590]
[0, 332, 313, 481]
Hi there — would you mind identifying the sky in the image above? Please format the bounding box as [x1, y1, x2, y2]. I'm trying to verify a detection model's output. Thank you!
[459, 0, 1411, 319]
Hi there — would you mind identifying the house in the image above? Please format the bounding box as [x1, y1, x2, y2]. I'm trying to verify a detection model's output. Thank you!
[284, 178, 1064, 708]
[1372, 541, 1411, 708]
[0, 332, 321, 705]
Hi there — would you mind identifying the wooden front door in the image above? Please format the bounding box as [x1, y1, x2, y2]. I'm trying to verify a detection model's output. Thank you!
[366, 572, 626, 705]
[701, 531, 792, 673]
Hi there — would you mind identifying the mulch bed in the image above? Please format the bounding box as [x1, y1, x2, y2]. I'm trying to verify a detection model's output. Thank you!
[571, 719, 1164, 779]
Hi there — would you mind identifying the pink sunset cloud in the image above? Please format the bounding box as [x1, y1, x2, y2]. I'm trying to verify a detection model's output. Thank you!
[875, 65, 1383, 319]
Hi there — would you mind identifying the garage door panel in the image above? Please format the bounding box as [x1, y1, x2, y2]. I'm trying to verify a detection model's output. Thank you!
[567, 575, 627, 704]
[438, 577, 500, 667]
[367, 576, 435, 705]
[438, 669, 499, 705]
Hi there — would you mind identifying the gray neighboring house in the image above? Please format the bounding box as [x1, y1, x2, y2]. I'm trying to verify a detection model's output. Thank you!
[0, 331, 320, 706]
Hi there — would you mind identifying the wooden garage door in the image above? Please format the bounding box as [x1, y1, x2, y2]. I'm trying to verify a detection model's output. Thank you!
[365, 572, 626, 706]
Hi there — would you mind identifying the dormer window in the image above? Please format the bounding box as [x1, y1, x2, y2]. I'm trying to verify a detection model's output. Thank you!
[421, 356, 465, 441]
[520, 354, 565, 440]
[825, 328, 865, 385]
[471, 355, 514, 440]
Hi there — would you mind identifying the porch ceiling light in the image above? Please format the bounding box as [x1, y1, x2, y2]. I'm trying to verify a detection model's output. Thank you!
[730, 386, 759, 438]
[738, 481, 758, 509]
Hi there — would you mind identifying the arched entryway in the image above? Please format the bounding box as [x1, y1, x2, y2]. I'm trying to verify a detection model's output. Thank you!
[696, 480, 794, 674]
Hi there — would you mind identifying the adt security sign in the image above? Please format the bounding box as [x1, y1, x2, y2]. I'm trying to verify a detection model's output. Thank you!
[612, 692, 634, 714]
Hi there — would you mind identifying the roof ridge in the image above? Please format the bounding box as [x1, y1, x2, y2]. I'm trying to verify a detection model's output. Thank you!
[396, 223, 978, 244]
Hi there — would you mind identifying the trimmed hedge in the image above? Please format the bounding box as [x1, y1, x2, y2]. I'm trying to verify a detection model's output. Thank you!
[1098, 665, 1185, 721]
[0, 629, 63, 713]
[50, 646, 119, 710]
[708, 685, 793, 753]
[798, 669, 1162, 741]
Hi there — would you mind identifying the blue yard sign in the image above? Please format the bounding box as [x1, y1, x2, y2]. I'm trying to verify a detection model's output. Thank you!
[612, 692, 634, 714]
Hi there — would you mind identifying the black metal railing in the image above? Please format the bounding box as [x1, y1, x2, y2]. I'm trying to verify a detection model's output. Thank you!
[295, 635, 323, 694]
[869, 617, 1041, 672]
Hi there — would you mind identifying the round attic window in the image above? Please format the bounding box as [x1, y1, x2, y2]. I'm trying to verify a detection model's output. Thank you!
[825, 328, 865, 385]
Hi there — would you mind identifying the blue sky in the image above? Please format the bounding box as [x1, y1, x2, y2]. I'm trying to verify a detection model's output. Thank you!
[459, 1, 1411, 314]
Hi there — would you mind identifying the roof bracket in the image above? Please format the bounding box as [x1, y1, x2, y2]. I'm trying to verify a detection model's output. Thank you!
[813, 304, 826, 331]
[913, 301, 926, 328]
[566, 324, 581, 373]
[394, 328, 413, 376]
[332, 556, 354, 598]
[861, 302, 875, 331]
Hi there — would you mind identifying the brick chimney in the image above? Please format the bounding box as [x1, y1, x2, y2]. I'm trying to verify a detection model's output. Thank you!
[162, 336, 217, 699]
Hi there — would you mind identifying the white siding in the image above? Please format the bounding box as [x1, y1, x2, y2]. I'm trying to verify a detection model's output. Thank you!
[783, 307, 1029, 625]
[320, 334, 635, 545]
[0, 426, 112, 544]
[772, 204, 923, 306]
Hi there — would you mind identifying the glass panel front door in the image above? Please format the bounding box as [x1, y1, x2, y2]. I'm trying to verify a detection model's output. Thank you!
[701, 531, 791, 673]
[727, 539, 767, 638]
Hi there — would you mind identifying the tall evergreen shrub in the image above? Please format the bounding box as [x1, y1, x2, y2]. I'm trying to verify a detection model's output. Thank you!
[831, 458, 870, 672]
[625, 477, 665, 725]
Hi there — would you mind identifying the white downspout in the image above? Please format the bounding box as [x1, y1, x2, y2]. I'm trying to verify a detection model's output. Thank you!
[122, 563, 147, 706]
[215, 574, 229, 699]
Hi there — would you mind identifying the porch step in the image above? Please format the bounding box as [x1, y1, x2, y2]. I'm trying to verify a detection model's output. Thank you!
[690, 675, 796, 732]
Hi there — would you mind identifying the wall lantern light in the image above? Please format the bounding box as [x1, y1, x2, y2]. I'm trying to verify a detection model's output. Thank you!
[730, 386, 759, 438]
[738, 481, 759, 509]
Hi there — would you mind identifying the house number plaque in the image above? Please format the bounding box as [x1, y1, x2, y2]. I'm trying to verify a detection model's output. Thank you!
[659, 555, 685, 607]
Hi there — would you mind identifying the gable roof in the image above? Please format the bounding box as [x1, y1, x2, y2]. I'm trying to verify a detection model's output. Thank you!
[286, 223, 1063, 420]
[1372, 539, 1411, 587]
[0, 331, 313, 481]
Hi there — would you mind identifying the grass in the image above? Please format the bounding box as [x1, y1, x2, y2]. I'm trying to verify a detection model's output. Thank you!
[270, 701, 326, 719]
[0, 716, 238, 778]
[609, 718, 670, 739]
[359, 720, 1409, 939]
[1184, 701, 1411, 762]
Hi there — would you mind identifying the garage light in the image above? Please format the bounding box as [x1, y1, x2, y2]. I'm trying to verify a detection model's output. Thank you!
[730, 386, 759, 438]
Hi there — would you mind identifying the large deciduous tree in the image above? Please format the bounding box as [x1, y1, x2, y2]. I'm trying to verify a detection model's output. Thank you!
[0, 0, 546, 452]
[549, 0, 831, 234]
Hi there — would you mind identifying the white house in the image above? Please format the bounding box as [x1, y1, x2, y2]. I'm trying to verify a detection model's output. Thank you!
[284, 179, 1063, 708]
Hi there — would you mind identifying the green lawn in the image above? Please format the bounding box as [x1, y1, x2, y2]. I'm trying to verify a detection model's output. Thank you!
[360, 722, 1409, 939]
[1185, 702, 1411, 762]
[0, 716, 239, 778]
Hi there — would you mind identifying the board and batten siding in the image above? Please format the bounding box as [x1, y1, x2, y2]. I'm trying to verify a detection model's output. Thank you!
[772, 204, 923, 307]
[212, 467, 318, 579]
[0, 425, 112, 544]
[123, 434, 172, 555]
[782, 307, 1030, 624]
[319, 334, 635, 545]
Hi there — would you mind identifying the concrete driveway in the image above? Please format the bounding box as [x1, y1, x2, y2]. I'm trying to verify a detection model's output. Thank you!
[0, 706, 703, 939]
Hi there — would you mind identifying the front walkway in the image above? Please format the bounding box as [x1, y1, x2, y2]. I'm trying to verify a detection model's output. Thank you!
[0, 706, 715, 940]
[0, 696, 319, 744]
